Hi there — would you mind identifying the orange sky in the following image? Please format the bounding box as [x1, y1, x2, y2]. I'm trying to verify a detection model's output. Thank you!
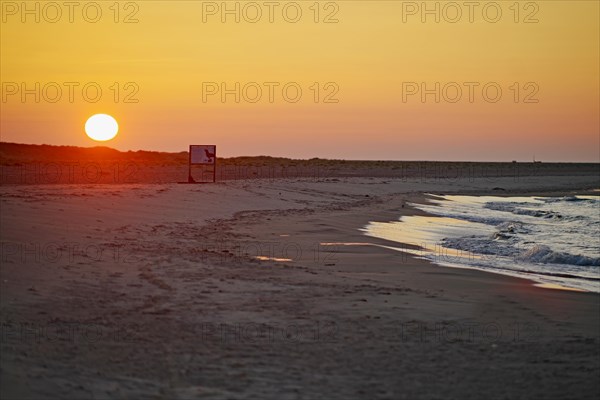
[1, 1, 598, 161]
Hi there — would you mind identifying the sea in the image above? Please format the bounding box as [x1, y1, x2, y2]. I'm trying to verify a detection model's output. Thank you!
[364, 194, 600, 292]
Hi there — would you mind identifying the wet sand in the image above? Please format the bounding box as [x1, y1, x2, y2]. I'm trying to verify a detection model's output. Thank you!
[1, 168, 599, 399]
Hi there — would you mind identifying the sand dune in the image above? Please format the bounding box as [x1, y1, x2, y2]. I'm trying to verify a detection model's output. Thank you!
[2, 142, 598, 184]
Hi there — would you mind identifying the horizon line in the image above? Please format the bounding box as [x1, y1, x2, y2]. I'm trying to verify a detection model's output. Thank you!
[1, 141, 599, 164]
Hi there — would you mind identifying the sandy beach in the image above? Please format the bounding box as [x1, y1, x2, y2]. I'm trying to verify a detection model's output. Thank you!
[1, 154, 599, 399]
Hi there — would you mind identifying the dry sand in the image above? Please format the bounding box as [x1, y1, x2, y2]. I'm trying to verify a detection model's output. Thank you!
[1, 155, 599, 399]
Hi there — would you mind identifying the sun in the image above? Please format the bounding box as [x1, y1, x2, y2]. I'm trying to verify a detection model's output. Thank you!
[85, 114, 119, 141]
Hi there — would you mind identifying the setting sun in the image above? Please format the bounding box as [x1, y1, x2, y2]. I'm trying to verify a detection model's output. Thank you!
[85, 114, 119, 141]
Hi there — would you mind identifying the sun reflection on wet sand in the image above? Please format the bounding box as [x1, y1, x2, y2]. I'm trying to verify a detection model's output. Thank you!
[534, 283, 587, 292]
[255, 256, 293, 262]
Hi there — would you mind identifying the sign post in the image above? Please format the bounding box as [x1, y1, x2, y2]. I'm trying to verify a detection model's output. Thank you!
[187, 145, 216, 183]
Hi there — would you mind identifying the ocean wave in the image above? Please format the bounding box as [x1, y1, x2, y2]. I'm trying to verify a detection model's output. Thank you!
[536, 196, 598, 203]
[442, 236, 515, 258]
[484, 202, 564, 219]
[516, 245, 600, 267]
[442, 237, 600, 267]
[495, 221, 529, 235]
[419, 208, 506, 226]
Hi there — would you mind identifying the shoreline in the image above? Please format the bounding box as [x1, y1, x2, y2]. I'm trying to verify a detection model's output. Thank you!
[220, 183, 599, 337]
[363, 191, 600, 294]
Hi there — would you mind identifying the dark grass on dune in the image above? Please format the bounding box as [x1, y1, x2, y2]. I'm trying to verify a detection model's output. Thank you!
[1, 142, 598, 184]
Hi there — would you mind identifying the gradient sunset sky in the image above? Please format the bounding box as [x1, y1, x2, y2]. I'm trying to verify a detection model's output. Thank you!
[1, 1, 598, 161]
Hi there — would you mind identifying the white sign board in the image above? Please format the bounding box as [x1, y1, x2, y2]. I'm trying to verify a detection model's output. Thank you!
[190, 145, 216, 165]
